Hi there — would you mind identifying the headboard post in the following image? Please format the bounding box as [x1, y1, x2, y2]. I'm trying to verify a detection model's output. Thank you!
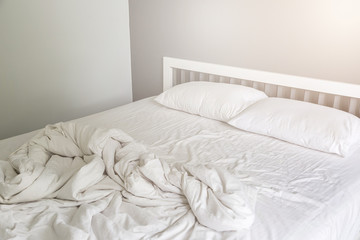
[163, 58, 174, 91]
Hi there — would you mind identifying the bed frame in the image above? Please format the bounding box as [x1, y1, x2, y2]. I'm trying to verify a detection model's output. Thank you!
[163, 57, 360, 117]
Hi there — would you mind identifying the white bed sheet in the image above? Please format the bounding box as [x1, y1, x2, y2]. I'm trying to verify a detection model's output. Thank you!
[1, 97, 360, 240]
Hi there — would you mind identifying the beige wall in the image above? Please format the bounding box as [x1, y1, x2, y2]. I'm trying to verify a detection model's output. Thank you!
[0, 0, 132, 139]
[129, 0, 360, 100]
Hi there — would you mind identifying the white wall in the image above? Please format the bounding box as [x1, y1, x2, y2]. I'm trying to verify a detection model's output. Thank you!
[129, 0, 360, 100]
[0, 0, 132, 139]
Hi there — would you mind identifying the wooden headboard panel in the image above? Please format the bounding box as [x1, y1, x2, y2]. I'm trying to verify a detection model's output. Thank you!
[163, 57, 360, 117]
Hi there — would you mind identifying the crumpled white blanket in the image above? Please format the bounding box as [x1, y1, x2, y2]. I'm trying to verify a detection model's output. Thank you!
[0, 123, 256, 239]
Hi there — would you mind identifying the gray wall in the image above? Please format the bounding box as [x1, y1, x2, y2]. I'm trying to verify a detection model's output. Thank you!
[0, 0, 132, 139]
[129, 0, 360, 101]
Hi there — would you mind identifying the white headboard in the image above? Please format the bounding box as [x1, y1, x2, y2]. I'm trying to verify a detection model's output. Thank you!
[163, 57, 360, 117]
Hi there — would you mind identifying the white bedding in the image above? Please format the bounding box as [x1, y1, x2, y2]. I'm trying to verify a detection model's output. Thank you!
[1, 122, 256, 239]
[1, 97, 360, 240]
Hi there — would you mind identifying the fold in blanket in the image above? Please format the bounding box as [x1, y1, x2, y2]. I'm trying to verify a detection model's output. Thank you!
[0, 123, 257, 238]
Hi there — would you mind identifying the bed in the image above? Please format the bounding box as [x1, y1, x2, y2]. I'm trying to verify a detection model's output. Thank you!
[1, 57, 360, 240]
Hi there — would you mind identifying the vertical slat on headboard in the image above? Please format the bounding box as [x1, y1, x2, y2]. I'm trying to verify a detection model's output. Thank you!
[290, 88, 296, 100]
[277, 86, 285, 98]
[318, 93, 326, 106]
[349, 98, 358, 115]
[333, 96, 341, 109]
[304, 91, 311, 102]
[190, 71, 196, 82]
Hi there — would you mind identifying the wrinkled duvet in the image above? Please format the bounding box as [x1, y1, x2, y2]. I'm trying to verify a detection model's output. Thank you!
[0, 123, 256, 239]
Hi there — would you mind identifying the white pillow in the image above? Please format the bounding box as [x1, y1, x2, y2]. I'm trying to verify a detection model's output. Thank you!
[155, 81, 267, 122]
[228, 98, 360, 157]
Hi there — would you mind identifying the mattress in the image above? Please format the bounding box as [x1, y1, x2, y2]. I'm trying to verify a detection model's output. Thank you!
[1, 97, 360, 240]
